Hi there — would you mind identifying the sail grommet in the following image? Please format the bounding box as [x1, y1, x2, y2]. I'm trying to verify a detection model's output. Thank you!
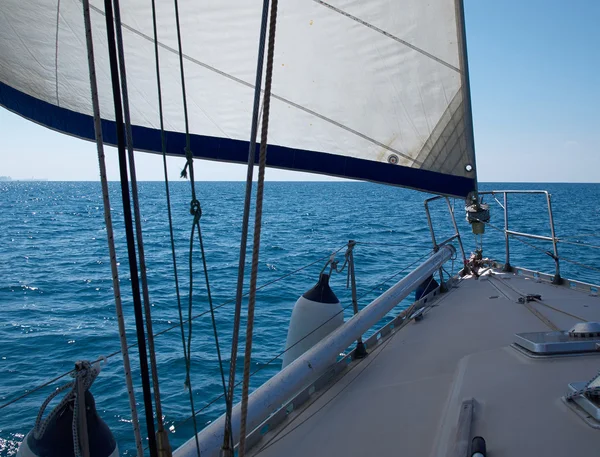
[387, 154, 399, 164]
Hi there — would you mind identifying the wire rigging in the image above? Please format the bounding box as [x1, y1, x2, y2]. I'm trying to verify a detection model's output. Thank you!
[80, 0, 143, 455]
[101, 0, 158, 454]
[170, 0, 235, 452]
[0, 249, 345, 412]
[222, 0, 271, 452]
[252, 275, 439, 456]
[474, 216, 600, 273]
[177, 248, 435, 429]
[148, 0, 198, 450]
[238, 1, 280, 455]
[111, 0, 169, 452]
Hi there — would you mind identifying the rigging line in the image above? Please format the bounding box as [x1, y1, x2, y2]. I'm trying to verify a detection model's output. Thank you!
[171, 0, 205, 451]
[112, 0, 168, 447]
[253, 310, 405, 456]
[194, 219, 233, 451]
[253, 351, 368, 455]
[559, 256, 600, 274]
[488, 275, 559, 331]
[80, 1, 143, 456]
[354, 241, 423, 247]
[0, 370, 72, 411]
[557, 238, 600, 251]
[0, 248, 347, 411]
[356, 250, 434, 302]
[180, 273, 437, 451]
[149, 0, 196, 446]
[532, 298, 588, 323]
[223, 0, 271, 450]
[177, 249, 435, 428]
[155, 247, 346, 339]
[476, 217, 600, 273]
[559, 233, 600, 240]
[102, 0, 158, 455]
[238, 1, 279, 454]
[255, 277, 433, 455]
[473, 217, 555, 258]
[313, 0, 460, 73]
[83, 2, 419, 166]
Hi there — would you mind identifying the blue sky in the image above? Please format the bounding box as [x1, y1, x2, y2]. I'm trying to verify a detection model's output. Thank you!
[1, 0, 598, 182]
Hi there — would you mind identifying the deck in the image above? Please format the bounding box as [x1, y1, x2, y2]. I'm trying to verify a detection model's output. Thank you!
[247, 269, 600, 456]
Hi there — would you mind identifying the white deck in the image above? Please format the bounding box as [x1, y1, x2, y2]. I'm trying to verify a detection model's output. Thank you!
[247, 269, 600, 456]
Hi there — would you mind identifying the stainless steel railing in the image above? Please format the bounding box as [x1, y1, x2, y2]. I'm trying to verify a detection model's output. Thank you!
[480, 190, 561, 283]
[424, 190, 563, 284]
[423, 195, 466, 261]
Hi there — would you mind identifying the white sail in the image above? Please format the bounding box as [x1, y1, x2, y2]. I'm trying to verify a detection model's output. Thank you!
[0, 0, 476, 196]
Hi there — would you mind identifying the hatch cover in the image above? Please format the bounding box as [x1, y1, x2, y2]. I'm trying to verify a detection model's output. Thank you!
[514, 331, 600, 355]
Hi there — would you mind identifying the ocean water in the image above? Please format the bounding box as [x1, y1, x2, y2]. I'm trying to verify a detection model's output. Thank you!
[1, 181, 599, 456]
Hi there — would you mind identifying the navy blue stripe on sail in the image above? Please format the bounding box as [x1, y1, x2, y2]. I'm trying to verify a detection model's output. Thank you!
[0, 82, 475, 198]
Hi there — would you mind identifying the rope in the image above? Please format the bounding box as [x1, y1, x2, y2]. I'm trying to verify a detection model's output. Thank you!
[187, 216, 232, 441]
[472, 217, 600, 274]
[80, 1, 143, 455]
[488, 275, 559, 331]
[33, 361, 100, 457]
[176, 272, 434, 439]
[238, 2, 279, 454]
[323, 242, 353, 276]
[559, 256, 600, 274]
[252, 273, 440, 455]
[171, 0, 204, 451]
[0, 249, 345, 412]
[147, 0, 197, 449]
[559, 233, 600, 241]
[471, 217, 553, 257]
[223, 1, 272, 450]
[169, 0, 240, 447]
[252, 301, 415, 456]
[101, 0, 159, 454]
[112, 0, 168, 450]
[532, 298, 587, 323]
[177, 249, 436, 428]
[558, 238, 600, 251]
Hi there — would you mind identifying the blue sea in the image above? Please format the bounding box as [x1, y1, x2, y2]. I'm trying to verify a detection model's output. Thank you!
[1, 181, 599, 456]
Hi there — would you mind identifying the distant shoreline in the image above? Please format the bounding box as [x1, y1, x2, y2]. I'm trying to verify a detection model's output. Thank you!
[0, 177, 48, 182]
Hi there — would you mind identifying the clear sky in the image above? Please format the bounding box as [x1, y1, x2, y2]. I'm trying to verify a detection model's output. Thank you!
[1, 0, 598, 182]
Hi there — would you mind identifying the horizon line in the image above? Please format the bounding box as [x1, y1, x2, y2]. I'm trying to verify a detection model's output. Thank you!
[2, 179, 599, 185]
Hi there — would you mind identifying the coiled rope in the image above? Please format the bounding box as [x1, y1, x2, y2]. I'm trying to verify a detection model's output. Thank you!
[33, 360, 101, 457]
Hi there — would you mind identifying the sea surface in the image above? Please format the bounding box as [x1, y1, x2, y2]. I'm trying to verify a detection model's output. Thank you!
[1, 181, 599, 456]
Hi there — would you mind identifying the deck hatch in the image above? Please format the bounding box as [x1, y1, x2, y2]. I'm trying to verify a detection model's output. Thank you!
[514, 331, 600, 355]
[567, 382, 600, 425]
